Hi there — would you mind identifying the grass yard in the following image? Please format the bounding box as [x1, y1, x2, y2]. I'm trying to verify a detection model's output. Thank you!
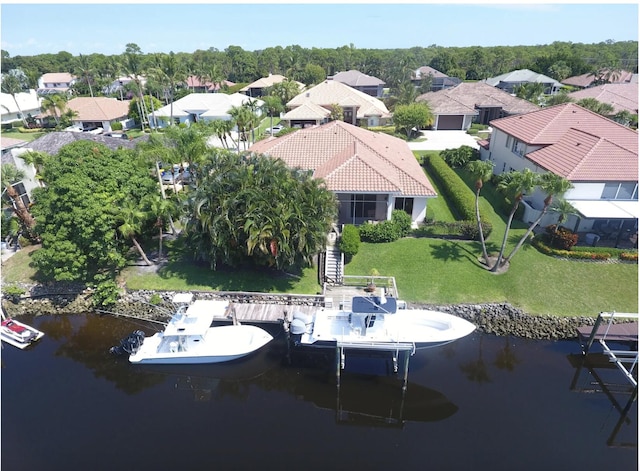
[2, 129, 46, 142]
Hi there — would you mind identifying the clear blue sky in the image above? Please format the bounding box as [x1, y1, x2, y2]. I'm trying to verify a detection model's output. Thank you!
[1, 2, 638, 57]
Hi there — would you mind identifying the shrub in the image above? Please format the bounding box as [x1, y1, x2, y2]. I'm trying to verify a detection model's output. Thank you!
[532, 236, 613, 261]
[391, 210, 412, 238]
[339, 225, 361, 260]
[545, 225, 579, 250]
[359, 220, 400, 243]
[111, 122, 123, 131]
[620, 252, 638, 262]
[92, 280, 120, 308]
[415, 220, 492, 240]
[3, 284, 26, 303]
[149, 293, 162, 305]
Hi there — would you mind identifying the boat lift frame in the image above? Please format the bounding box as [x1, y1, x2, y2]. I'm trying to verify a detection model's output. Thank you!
[579, 312, 638, 388]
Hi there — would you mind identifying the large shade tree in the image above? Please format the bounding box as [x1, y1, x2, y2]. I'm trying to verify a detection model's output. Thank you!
[184, 149, 337, 270]
[30, 141, 158, 282]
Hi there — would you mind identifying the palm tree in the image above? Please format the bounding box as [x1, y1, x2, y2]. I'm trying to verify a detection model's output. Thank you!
[144, 193, 177, 261]
[501, 173, 573, 268]
[151, 52, 186, 125]
[228, 105, 253, 151]
[198, 62, 225, 93]
[1, 73, 28, 127]
[465, 160, 494, 265]
[117, 199, 153, 266]
[514, 82, 545, 104]
[551, 198, 578, 233]
[122, 44, 149, 130]
[75, 54, 95, 97]
[1, 164, 38, 242]
[19, 150, 49, 186]
[41, 93, 67, 126]
[490, 169, 539, 272]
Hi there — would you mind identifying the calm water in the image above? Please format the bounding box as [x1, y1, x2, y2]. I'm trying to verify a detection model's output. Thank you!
[2, 313, 637, 471]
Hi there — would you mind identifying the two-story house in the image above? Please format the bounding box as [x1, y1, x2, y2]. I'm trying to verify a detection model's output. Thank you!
[483, 103, 638, 239]
[37, 73, 76, 95]
[329, 70, 385, 98]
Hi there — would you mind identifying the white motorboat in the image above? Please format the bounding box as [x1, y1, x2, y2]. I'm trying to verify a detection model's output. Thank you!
[120, 294, 274, 365]
[291, 291, 476, 351]
[1, 314, 45, 349]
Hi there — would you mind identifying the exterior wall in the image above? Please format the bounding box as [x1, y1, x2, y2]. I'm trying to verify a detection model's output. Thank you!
[486, 129, 543, 174]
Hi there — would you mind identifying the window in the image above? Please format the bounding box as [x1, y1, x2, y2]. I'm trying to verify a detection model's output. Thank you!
[394, 197, 414, 216]
[602, 182, 639, 200]
[511, 139, 525, 157]
[506, 136, 513, 149]
[351, 194, 378, 219]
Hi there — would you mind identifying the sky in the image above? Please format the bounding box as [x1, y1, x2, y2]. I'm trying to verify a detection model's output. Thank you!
[1, 2, 638, 57]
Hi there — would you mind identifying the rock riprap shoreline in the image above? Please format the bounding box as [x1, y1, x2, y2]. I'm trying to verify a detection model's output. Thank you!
[1, 284, 601, 340]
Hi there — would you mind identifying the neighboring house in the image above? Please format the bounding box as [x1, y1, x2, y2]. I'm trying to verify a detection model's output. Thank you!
[149, 92, 263, 128]
[184, 76, 235, 93]
[37, 73, 76, 95]
[50, 97, 131, 132]
[411, 66, 462, 92]
[249, 120, 436, 226]
[416, 82, 540, 130]
[240, 74, 304, 98]
[561, 69, 637, 89]
[285, 80, 391, 128]
[103, 76, 147, 99]
[329, 70, 385, 98]
[483, 69, 563, 95]
[483, 103, 638, 236]
[1, 89, 41, 125]
[567, 83, 638, 115]
[2, 137, 38, 208]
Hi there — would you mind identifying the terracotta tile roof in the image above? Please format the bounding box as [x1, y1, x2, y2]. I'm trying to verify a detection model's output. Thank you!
[185, 76, 234, 91]
[282, 101, 329, 120]
[561, 70, 636, 88]
[331, 70, 385, 87]
[288, 80, 390, 118]
[567, 83, 638, 114]
[490, 102, 638, 151]
[40, 72, 75, 84]
[526, 128, 637, 182]
[240, 74, 304, 91]
[417, 82, 540, 115]
[67, 97, 130, 121]
[249, 121, 436, 196]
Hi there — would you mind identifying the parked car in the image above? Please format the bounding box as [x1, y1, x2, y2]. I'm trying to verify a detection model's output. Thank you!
[265, 124, 284, 134]
[161, 164, 190, 184]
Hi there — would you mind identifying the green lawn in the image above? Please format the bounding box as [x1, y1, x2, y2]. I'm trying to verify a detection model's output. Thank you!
[2, 129, 46, 142]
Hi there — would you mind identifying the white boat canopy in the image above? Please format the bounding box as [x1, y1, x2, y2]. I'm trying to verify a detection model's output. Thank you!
[163, 300, 229, 336]
[566, 200, 640, 219]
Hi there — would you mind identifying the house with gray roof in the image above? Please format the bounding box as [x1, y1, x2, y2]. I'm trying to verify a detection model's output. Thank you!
[411, 66, 462, 92]
[416, 82, 540, 130]
[483, 69, 563, 95]
[249, 120, 436, 226]
[484, 103, 638, 238]
[329, 70, 385, 98]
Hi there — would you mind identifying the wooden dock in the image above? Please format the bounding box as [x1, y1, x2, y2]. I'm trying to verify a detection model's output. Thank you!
[577, 321, 639, 345]
[228, 302, 318, 324]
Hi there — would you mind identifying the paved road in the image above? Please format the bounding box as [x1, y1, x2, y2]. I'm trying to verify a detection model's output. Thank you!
[407, 130, 481, 151]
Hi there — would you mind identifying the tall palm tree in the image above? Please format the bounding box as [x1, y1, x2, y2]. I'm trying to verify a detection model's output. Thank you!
[1, 164, 38, 242]
[18, 150, 49, 186]
[1, 73, 28, 127]
[41, 93, 67, 125]
[75, 54, 95, 97]
[122, 44, 149, 130]
[465, 160, 494, 265]
[514, 82, 545, 104]
[151, 52, 186, 125]
[490, 169, 538, 272]
[144, 193, 177, 261]
[117, 199, 153, 266]
[501, 173, 573, 267]
[228, 105, 253, 151]
[198, 63, 225, 93]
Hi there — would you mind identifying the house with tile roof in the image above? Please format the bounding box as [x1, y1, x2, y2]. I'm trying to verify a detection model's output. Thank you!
[561, 69, 637, 89]
[149, 92, 262, 128]
[484, 103, 638, 236]
[37, 73, 77, 95]
[567, 83, 638, 115]
[240, 74, 304, 98]
[416, 82, 540, 130]
[60, 97, 131, 132]
[483, 69, 563, 95]
[285, 80, 391, 128]
[1, 89, 41, 125]
[249, 120, 436, 226]
[184, 76, 235, 93]
[329, 70, 385, 98]
[411, 66, 462, 92]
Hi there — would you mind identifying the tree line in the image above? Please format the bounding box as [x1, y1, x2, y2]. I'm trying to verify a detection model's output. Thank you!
[2, 40, 637, 93]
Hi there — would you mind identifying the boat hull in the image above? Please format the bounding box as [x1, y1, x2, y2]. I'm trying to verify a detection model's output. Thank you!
[298, 308, 476, 350]
[1, 318, 45, 350]
[129, 324, 274, 364]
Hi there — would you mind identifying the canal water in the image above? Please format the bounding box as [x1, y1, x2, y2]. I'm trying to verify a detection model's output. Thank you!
[2, 313, 637, 470]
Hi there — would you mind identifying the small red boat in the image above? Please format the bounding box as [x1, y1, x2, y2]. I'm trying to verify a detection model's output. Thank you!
[1, 316, 45, 349]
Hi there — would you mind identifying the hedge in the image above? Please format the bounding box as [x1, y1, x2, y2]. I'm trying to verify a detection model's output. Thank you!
[532, 236, 637, 262]
[339, 224, 360, 260]
[423, 153, 493, 239]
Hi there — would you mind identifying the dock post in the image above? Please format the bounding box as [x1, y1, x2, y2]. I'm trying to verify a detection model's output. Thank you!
[402, 351, 410, 391]
[583, 313, 605, 355]
[335, 345, 341, 389]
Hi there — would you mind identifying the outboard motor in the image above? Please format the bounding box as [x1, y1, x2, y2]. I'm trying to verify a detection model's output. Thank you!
[110, 330, 146, 356]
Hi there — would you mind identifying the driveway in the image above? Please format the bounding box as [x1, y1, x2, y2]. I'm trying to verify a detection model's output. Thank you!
[407, 130, 481, 151]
